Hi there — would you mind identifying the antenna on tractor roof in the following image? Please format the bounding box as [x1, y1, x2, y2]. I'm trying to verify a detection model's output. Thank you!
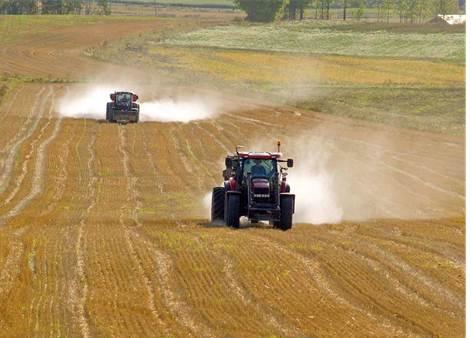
[236, 145, 245, 155]
[277, 140, 281, 153]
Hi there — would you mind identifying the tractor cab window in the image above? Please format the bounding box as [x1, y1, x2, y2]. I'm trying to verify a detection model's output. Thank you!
[116, 93, 131, 104]
[243, 159, 276, 178]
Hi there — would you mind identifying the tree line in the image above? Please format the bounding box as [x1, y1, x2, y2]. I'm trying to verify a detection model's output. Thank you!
[235, 0, 462, 22]
[0, 0, 461, 21]
[0, 0, 110, 14]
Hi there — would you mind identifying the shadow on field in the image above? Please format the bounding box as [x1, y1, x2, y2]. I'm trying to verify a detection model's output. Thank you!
[198, 220, 278, 230]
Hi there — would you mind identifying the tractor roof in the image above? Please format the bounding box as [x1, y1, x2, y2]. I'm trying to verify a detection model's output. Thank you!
[238, 152, 282, 159]
[113, 91, 136, 95]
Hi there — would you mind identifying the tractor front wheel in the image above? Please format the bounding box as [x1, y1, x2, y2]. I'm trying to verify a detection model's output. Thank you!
[106, 102, 113, 122]
[211, 187, 225, 224]
[279, 195, 294, 231]
[225, 193, 240, 228]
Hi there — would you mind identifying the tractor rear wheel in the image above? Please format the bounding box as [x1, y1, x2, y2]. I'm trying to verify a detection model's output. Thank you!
[211, 187, 225, 224]
[106, 102, 113, 122]
[279, 196, 294, 231]
[225, 193, 240, 228]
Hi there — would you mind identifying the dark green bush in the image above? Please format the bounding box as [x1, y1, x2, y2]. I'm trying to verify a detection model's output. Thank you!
[234, 0, 284, 22]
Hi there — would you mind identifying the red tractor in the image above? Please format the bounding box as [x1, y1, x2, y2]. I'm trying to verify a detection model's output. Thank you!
[106, 91, 140, 123]
[211, 145, 295, 230]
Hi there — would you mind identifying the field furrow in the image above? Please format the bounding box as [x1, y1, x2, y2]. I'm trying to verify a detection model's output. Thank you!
[0, 13, 465, 337]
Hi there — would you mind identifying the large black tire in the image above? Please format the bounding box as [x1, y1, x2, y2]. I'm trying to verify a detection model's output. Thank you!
[211, 187, 225, 224]
[279, 195, 294, 231]
[135, 112, 139, 123]
[106, 102, 113, 122]
[225, 193, 240, 228]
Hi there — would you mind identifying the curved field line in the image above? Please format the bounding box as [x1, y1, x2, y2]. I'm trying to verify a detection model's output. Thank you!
[330, 135, 464, 200]
[194, 122, 231, 154]
[121, 126, 216, 337]
[351, 224, 464, 269]
[0, 88, 62, 223]
[259, 227, 463, 335]
[335, 134, 464, 202]
[168, 125, 195, 176]
[311, 230, 459, 318]
[0, 229, 25, 312]
[355, 235, 464, 309]
[323, 140, 454, 218]
[139, 125, 164, 194]
[243, 233, 414, 336]
[1, 90, 56, 207]
[0, 87, 48, 194]
[40, 122, 76, 216]
[219, 250, 300, 337]
[0, 83, 25, 124]
[69, 120, 96, 338]
[118, 126, 176, 335]
[133, 231, 215, 338]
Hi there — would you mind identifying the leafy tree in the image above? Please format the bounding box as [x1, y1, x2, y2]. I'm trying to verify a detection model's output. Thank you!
[312, 0, 332, 19]
[432, 0, 458, 15]
[413, 0, 430, 23]
[42, 0, 64, 13]
[396, 0, 408, 22]
[383, 0, 394, 22]
[234, 0, 284, 21]
[343, 0, 348, 20]
[284, 0, 312, 20]
[97, 0, 110, 15]
[3, 0, 37, 13]
[354, 0, 365, 19]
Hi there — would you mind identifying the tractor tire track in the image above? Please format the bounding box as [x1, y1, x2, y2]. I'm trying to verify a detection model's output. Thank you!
[219, 250, 300, 337]
[118, 126, 174, 335]
[122, 126, 215, 337]
[1, 88, 55, 208]
[0, 87, 48, 195]
[1, 88, 62, 223]
[0, 83, 24, 125]
[69, 120, 96, 338]
[41, 120, 76, 216]
[243, 232, 416, 336]
[303, 229, 460, 319]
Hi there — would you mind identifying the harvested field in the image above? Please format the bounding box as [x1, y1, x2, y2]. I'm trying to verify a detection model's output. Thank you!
[0, 14, 465, 337]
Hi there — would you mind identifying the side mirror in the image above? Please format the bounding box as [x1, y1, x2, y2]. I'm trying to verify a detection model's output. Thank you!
[110, 94, 115, 101]
[225, 157, 232, 169]
[287, 159, 294, 168]
[132, 94, 139, 102]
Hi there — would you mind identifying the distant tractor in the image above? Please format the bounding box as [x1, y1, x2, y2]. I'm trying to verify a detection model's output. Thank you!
[106, 91, 140, 123]
[211, 144, 295, 230]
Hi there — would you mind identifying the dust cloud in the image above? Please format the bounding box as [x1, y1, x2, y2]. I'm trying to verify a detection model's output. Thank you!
[57, 85, 222, 122]
[289, 170, 343, 224]
[278, 137, 344, 224]
[203, 137, 344, 225]
[140, 98, 220, 122]
[58, 86, 112, 119]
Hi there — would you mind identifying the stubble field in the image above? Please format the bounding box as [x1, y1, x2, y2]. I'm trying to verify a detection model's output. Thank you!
[0, 12, 465, 337]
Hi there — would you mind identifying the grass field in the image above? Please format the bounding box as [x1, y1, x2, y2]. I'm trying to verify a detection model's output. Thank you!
[0, 14, 465, 337]
[297, 87, 465, 134]
[161, 21, 465, 61]
[91, 19, 464, 133]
